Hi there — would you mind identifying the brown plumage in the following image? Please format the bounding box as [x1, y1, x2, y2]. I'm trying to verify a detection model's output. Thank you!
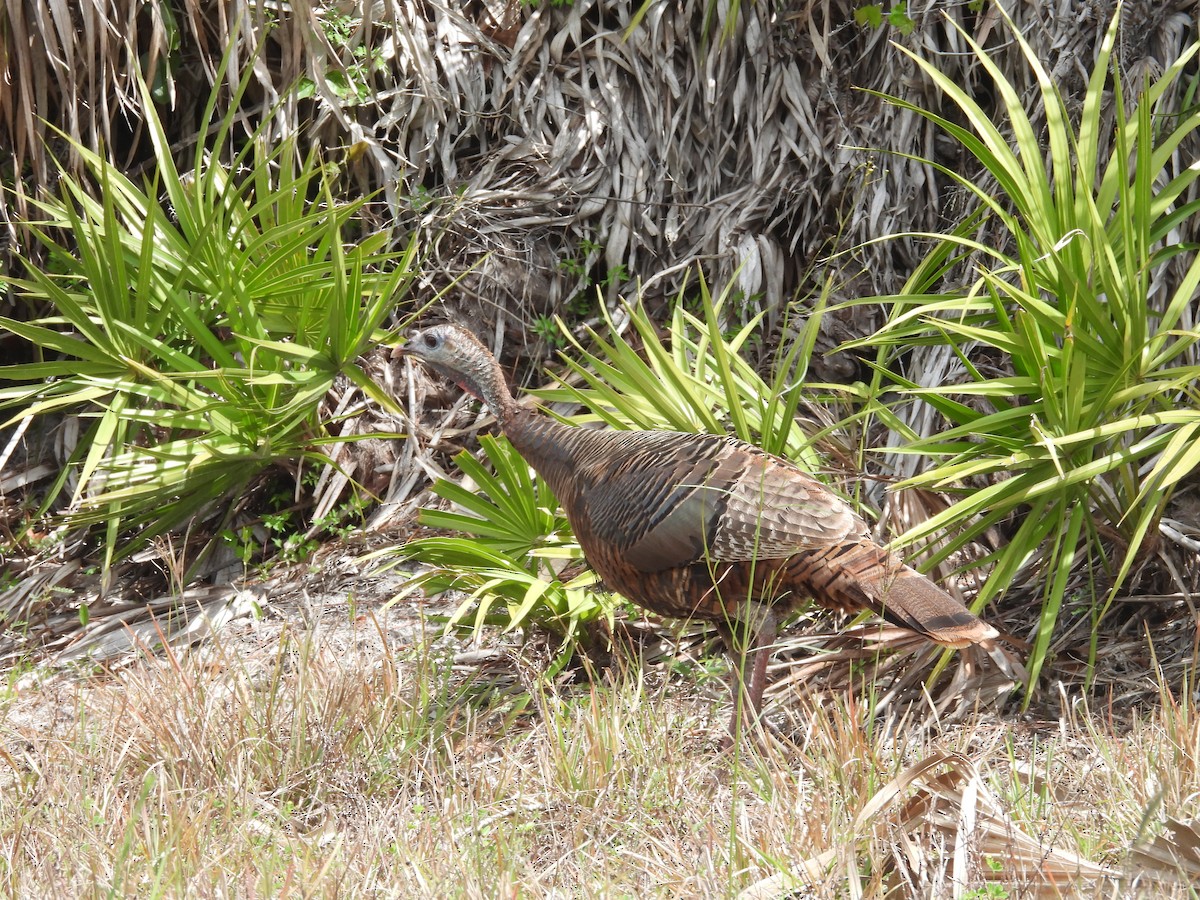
[396, 324, 998, 737]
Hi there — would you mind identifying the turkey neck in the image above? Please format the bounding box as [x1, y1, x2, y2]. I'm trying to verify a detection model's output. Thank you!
[451, 350, 580, 508]
[470, 353, 595, 507]
[501, 406, 595, 507]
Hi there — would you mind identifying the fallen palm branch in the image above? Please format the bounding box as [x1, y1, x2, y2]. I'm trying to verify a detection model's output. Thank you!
[766, 624, 1023, 728]
[739, 751, 1116, 899]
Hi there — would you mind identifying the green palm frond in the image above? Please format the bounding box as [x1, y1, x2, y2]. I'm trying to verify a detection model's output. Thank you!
[850, 7, 1200, 690]
[0, 71, 416, 571]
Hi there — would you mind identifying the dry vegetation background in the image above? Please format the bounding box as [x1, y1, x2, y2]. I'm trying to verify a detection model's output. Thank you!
[4, 0, 1200, 895]
[11, 0, 1191, 353]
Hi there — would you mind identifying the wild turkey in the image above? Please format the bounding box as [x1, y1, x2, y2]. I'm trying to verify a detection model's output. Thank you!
[395, 324, 999, 737]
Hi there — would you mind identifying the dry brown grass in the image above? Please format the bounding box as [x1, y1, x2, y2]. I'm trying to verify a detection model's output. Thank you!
[0, 595, 1198, 899]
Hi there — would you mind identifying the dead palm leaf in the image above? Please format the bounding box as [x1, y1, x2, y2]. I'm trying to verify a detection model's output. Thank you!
[739, 751, 1117, 899]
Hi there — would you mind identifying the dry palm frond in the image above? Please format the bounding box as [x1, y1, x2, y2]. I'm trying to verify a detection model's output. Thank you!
[738, 751, 1118, 899]
[1, 1, 259, 249]
[766, 623, 1022, 727]
[52, 584, 264, 664]
[0, 551, 263, 666]
[7, 0, 1195, 361]
[10, 0, 1193, 348]
[1131, 816, 1200, 887]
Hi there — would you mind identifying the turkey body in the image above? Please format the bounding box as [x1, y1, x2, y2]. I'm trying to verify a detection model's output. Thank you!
[396, 324, 999, 738]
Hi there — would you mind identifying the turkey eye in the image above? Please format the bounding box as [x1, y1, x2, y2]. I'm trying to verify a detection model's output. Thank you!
[422, 333, 439, 349]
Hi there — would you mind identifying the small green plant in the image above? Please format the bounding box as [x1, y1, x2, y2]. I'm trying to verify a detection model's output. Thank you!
[961, 885, 1009, 900]
[261, 511, 319, 564]
[218, 489, 364, 572]
[410, 184, 434, 213]
[296, 11, 388, 104]
[531, 314, 564, 348]
[853, 2, 914, 34]
[314, 492, 370, 540]
[600, 263, 628, 288]
[558, 255, 588, 279]
[558, 236, 628, 313]
[219, 525, 259, 568]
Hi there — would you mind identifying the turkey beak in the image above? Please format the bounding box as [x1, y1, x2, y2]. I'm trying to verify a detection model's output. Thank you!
[390, 343, 408, 361]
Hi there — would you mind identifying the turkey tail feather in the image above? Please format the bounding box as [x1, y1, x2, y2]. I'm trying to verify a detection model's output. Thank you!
[791, 539, 997, 647]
